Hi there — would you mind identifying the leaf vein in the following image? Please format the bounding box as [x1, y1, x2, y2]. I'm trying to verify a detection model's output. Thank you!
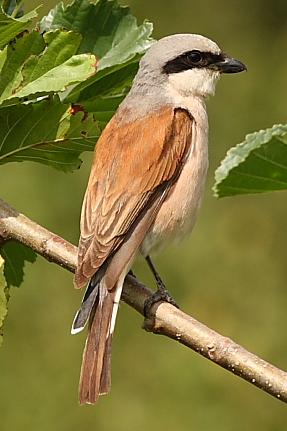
[252, 151, 287, 171]
[233, 170, 287, 186]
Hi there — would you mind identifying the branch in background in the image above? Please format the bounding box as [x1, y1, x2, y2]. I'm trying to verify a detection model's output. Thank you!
[0, 197, 286, 404]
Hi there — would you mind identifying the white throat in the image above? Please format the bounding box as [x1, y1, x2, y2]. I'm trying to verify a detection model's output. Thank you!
[167, 68, 220, 99]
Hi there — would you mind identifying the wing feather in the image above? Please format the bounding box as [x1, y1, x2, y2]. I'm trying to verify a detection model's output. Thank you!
[75, 107, 193, 288]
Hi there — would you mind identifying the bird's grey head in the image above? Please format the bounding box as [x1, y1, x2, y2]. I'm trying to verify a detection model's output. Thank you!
[133, 34, 246, 99]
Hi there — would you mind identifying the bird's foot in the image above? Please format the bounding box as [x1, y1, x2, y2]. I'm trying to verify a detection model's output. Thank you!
[143, 288, 179, 317]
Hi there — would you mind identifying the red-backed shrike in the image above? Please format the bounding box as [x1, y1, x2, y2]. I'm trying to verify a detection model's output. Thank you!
[71, 34, 246, 404]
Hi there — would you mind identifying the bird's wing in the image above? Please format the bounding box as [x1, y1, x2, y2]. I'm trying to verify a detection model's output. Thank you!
[74, 106, 193, 288]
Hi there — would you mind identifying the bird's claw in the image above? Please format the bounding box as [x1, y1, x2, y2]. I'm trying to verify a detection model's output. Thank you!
[143, 289, 179, 317]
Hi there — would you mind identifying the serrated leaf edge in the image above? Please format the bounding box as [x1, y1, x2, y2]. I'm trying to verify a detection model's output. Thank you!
[213, 124, 287, 197]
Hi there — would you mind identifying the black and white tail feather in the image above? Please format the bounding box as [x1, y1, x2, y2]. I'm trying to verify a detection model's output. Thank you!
[71, 276, 99, 334]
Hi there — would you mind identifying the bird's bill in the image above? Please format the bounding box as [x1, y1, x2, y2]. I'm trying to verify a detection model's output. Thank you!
[210, 56, 247, 74]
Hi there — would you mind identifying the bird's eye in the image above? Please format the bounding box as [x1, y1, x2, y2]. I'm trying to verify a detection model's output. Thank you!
[188, 50, 202, 63]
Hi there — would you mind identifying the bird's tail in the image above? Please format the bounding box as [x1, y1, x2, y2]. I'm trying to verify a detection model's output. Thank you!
[72, 277, 123, 404]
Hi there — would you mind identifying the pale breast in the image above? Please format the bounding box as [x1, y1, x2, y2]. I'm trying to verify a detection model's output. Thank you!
[141, 96, 209, 255]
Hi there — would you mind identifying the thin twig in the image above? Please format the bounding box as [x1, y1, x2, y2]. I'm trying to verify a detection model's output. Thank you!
[0, 197, 286, 403]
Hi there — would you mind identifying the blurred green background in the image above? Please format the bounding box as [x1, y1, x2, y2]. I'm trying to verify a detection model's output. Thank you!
[1, 0, 287, 429]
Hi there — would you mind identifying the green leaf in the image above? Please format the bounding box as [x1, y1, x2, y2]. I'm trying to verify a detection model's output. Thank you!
[98, 15, 153, 70]
[38, 0, 153, 119]
[0, 29, 95, 104]
[213, 124, 287, 197]
[1, 241, 37, 288]
[0, 6, 38, 48]
[65, 54, 139, 106]
[0, 242, 37, 345]
[0, 30, 45, 102]
[0, 255, 8, 347]
[0, 96, 101, 171]
[0, 0, 155, 171]
[2, 0, 25, 18]
[2, 0, 20, 16]
[0, 45, 8, 73]
[39, 0, 154, 67]
[83, 93, 125, 121]
[21, 30, 82, 84]
[7, 53, 97, 101]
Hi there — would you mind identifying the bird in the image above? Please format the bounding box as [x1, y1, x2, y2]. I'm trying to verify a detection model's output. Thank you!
[71, 33, 246, 404]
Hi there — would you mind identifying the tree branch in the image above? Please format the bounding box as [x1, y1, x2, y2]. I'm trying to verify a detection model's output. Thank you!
[0, 197, 286, 403]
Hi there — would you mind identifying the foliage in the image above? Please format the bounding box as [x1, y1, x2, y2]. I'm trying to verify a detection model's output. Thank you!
[0, 96, 102, 170]
[0, 0, 153, 343]
[0, 7, 38, 48]
[214, 125, 287, 197]
[0, 0, 153, 171]
[39, 0, 153, 70]
[1, 241, 37, 288]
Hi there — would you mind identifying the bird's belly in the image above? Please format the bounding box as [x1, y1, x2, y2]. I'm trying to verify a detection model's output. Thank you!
[141, 138, 208, 255]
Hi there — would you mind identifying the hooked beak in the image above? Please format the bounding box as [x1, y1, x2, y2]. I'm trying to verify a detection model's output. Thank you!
[211, 56, 247, 74]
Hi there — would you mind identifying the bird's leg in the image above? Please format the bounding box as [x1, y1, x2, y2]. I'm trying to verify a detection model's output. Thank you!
[145, 255, 167, 290]
[143, 255, 178, 316]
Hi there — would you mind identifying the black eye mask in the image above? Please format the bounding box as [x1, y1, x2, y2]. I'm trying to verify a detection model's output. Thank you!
[162, 50, 226, 74]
